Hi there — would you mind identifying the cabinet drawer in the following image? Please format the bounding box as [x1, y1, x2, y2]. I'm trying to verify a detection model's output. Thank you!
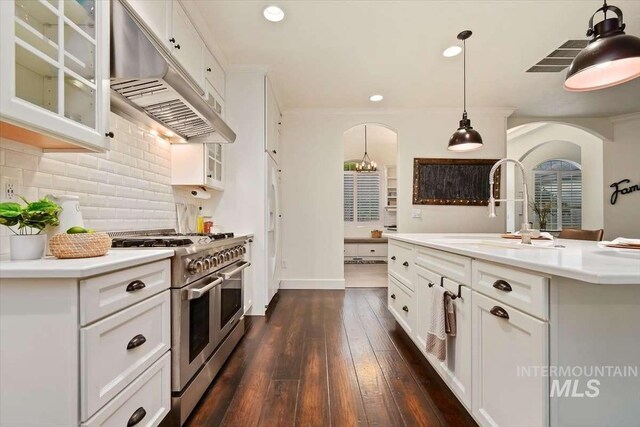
[81, 291, 171, 420]
[82, 352, 171, 427]
[473, 260, 549, 320]
[80, 260, 171, 326]
[388, 275, 415, 335]
[472, 291, 548, 427]
[415, 246, 471, 286]
[344, 243, 358, 257]
[388, 241, 414, 290]
[357, 243, 388, 257]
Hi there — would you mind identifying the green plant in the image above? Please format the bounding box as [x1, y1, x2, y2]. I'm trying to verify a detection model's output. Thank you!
[0, 197, 62, 235]
[529, 199, 553, 230]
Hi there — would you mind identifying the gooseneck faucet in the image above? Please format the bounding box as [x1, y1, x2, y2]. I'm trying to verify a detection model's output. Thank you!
[488, 158, 534, 244]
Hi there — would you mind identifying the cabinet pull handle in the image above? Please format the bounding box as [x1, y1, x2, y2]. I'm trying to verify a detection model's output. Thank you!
[206, 67, 212, 72]
[105, 131, 114, 138]
[428, 281, 435, 288]
[169, 37, 176, 43]
[402, 261, 409, 267]
[391, 256, 396, 260]
[175, 44, 181, 49]
[127, 407, 147, 427]
[126, 334, 147, 350]
[493, 279, 513, 292]
[402, 305, 409, 312]
[370, 249, 375, 252]
[126, 280, 146, 292]
[489, 305, 510, 320]
[390, 293, 396, 299]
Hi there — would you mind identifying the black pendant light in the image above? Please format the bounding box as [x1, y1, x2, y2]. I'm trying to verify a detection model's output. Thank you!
[448, 30, 483, 152]
[565, 1, 640, 91]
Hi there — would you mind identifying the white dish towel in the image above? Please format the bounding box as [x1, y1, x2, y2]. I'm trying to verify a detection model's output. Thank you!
[426, 285, 448, 361]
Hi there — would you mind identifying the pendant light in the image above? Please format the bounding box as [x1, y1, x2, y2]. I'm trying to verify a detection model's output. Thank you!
[448, 30, 483, 152]
[565, 1, 640, 91]
[356, 125, 377, 172]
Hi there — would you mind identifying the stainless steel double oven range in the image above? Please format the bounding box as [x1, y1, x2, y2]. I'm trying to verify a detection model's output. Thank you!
[110, 231, 251, 425]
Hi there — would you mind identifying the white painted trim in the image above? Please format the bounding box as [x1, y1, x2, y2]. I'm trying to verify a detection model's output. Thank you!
[610, 111, 640, 123]
[227, 65, 269, 73]
[280, 279, 346, 290]
[283, 107, 515, 116]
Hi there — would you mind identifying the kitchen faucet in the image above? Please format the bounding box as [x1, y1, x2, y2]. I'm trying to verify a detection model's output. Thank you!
[488, 158, 535, 244]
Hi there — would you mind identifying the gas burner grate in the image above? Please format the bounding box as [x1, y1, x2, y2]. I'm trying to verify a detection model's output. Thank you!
[111, 238, 194, 248]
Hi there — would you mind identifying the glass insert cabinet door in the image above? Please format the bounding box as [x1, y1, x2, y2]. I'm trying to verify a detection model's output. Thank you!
[205, 143, 224, 189]
[0, 0, 110, 151]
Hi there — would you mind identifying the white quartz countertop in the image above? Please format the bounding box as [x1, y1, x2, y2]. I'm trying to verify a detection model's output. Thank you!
[0, 249, 175, 279]
[384, 233, 640, 285]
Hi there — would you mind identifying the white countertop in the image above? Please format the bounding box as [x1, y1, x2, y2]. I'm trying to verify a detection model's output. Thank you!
[384, 233, 640, 285]
[0, 249, 175, 279]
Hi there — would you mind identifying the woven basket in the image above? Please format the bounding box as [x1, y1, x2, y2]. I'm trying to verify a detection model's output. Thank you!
[49, 232, 112, 259]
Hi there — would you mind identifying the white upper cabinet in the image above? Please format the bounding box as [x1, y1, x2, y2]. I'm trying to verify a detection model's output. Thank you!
[170, 2, 204, 92]
[124, 0, 171, 50]
[0, 0, 110, 151]
[171, 143, 224, 191]
[265, 76, 281, 163]
[204, 47, 225, 100]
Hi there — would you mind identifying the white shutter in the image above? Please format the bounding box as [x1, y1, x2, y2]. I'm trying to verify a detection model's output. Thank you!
[534, 160, 582, 230]
[344, 173, 355, 222]
[356, 173, 380, 222]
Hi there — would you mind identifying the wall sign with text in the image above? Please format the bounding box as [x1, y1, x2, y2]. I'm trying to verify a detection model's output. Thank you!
[610, 179, 640, 205]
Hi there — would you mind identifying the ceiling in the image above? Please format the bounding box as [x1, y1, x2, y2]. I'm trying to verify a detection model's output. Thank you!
[183, 0, 640, 117]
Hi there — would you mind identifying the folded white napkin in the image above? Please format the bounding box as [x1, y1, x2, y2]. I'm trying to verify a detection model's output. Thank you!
[598, 237, 640, 248]
[513, 230, 554, 240]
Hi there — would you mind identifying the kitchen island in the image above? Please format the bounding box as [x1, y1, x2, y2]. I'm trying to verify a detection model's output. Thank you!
[384, 233, 640, 427]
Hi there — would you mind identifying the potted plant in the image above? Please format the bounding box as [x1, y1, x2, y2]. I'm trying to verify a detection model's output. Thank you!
[529, 199, 553, 231]
[0, 197, 62, 260]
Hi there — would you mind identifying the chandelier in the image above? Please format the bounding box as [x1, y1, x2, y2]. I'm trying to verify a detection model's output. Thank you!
[356, 125, 377, 172]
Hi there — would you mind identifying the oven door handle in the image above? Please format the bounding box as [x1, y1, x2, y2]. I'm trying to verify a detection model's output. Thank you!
[183, 277, 224, 300]
[219, 261, 251, 280]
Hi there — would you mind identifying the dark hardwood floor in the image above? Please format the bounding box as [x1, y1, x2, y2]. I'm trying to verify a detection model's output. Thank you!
[185, 288, 477, 427]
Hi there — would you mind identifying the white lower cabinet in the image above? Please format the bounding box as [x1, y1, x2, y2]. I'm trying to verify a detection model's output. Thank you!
[82, 352, 171, 427]
[415, 265, 472, 409]
[472, 291, 549, 427]
[388, 275, 415, 335]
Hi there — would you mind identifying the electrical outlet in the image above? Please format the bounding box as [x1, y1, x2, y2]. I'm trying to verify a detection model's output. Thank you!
[3, 178, 19, 201]
[412, 208, 422, 219]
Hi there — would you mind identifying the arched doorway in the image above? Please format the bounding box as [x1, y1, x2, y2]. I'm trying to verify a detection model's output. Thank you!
[342, 123, 397, 287]
[506, 122, 604, 233]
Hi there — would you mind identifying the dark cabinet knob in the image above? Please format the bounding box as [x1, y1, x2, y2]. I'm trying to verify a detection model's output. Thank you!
[402, 261, 409, 267]
[206, 67, 212, 72]
[493, 279, 513, 292]
[105, 131, 114, 138]
[126, 280, 146, 292]
[490, 306, 510, 319]
[175, 44, 181, 49]
[207, 174, 213, 178]
[391, 256, 396, 260]
[390, 294, 396, 299]
[427, 281, 435, 288]
[169, 37, 176, 43]
[127, 407, 147, 427]
[126, 334, 147, 350]
[370, 249, 375, 253]
[402, 305, 409, 312]
[272, 150, 277, 154]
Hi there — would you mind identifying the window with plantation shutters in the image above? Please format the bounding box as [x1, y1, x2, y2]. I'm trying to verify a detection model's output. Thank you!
[533, 160, 582, 230]
[344, 172, 380, 222]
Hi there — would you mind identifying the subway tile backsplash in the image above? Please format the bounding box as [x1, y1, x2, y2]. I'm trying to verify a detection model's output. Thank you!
[0, 112, 194, 255]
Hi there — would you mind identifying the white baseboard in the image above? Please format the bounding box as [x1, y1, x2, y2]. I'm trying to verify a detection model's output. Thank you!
[279, 279, 345, 290]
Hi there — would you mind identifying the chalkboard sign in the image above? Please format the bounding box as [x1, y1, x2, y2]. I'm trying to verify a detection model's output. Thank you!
[413, 158, 501, 205]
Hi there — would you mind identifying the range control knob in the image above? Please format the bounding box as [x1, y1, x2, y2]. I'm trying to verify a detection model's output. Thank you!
[217, 253, 225, 264]
[188, 259, 204, 274]
[224, 251, 231, 261]
[202, 258, 211, 270]
[234, 248, 241, 257]
[208, 255, 218, 267]
[241, 246, 247, 254]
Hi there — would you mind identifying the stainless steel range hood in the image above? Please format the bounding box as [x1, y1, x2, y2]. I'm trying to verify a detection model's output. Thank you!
[110, 0, 236, 143]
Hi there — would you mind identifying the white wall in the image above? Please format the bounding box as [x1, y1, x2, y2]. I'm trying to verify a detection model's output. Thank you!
[343, 124, 397, 238]
[603, 114, 640, 240]
[280, 108, 511, 286]
[0, 113, 194, 255]
[506, 122, 604, 232]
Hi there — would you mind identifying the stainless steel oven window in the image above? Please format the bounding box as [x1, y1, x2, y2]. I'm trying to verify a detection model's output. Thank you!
[189, 292, 210, 362]
[220, 275, 242, 328]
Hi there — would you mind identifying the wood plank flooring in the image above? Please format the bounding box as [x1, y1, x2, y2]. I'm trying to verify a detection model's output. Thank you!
[185, 289, 477, 427]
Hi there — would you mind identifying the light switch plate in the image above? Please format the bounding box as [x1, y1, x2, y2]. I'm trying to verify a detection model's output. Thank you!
[412, 209, 422, 219]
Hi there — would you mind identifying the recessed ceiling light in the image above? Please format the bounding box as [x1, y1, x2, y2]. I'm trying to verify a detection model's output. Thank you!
[443, 45, 462, 57]
[263, 5, 284, 22]
[369, 94, 384, 102]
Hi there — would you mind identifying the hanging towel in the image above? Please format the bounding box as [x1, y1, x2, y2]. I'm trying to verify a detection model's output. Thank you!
[426, 285, 447, 360]
[444, 291, 457, 337]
